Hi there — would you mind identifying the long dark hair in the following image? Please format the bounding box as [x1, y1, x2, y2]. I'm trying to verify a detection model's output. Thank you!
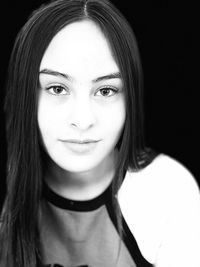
[0, 0, 158, 266]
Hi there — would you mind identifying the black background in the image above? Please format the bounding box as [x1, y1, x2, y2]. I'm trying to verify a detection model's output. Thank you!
[0, 1, 199, 206]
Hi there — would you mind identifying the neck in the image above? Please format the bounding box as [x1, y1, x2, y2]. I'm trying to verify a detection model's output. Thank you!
[44, 150, 118, 201]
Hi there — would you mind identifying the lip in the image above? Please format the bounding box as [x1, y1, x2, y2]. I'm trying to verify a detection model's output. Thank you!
[63, 139, 100, 144]
[59, 139, 100, 154]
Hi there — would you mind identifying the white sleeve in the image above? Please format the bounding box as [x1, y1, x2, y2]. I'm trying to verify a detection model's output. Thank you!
[155, 161, 200, 267]
[118, 154, 200, 266]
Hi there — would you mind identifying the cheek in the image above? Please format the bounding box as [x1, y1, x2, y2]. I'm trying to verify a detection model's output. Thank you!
[100, 101, 126, 137]
[37, 96, 60, 139]
[37, 93, 126, 137]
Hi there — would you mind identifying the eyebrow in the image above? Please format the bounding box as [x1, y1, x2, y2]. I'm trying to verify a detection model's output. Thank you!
[39, 68, 121, 83]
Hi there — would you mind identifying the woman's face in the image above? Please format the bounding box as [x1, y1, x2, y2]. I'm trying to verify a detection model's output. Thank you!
[38, 20, 126, 174]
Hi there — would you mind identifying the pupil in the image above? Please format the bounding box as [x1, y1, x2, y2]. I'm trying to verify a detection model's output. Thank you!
[54, 87, 62, 94]
[102, 88, 109, 96]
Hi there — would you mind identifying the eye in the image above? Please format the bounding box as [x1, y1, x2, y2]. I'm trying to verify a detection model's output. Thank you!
[96, 86, 119, 97]
[45, 85, 68, 95]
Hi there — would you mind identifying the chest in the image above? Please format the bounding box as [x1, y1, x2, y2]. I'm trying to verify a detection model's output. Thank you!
[40, 203, 136, 267]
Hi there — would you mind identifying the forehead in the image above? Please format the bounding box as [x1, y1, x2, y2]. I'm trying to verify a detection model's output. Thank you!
[39, 20, 119, 82]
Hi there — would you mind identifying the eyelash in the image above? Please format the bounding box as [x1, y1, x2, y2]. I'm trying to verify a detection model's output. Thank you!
[45, 85, 119, 97]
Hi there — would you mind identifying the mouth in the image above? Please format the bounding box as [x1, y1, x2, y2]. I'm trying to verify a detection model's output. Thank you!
[64, 139, 99, 144]
[59, 139, 100, 154]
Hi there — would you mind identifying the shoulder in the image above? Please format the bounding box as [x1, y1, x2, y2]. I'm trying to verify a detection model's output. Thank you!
[119, 153, 199, 206]
[118, 153, 200, 265]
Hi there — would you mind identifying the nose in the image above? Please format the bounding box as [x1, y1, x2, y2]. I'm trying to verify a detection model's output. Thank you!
[68, 96, 96, 131]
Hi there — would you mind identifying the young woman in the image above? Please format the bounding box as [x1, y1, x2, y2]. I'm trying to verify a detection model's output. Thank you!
[1, 0, 200, 267]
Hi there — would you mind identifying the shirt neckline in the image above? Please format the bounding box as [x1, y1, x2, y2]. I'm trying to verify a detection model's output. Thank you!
[42, 181, 112, 212]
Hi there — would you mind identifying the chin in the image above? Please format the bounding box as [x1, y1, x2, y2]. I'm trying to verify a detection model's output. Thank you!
[45, 140, 117, 174]
[50, 153, 104, 172]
